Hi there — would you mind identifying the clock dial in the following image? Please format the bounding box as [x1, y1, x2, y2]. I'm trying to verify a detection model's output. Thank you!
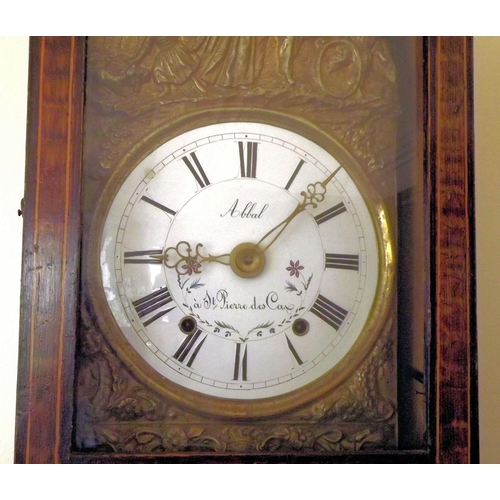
[100, 121, 382, 400]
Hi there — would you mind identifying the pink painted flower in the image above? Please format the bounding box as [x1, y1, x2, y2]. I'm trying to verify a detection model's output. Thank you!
[286, 260, 304, 278]
[182, 258, 201, 275]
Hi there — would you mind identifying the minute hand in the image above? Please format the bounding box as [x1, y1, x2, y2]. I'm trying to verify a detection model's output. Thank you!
[256, 166, 342, 253]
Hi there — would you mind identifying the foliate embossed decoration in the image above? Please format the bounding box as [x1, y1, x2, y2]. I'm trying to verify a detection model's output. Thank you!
[93, 424, 392, 454]
[84, 36, 398, 172]
[293, 319, 397, 425]
[75, 298, 396, 453]
[75, 301, 177, 449]
[327, 337, 396, 424]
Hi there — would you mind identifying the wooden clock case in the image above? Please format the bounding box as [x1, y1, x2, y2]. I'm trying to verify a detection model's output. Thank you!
[15, 36, 478, 463]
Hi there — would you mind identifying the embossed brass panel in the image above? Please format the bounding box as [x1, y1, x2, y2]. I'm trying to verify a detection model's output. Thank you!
[76, 36, 401, 455]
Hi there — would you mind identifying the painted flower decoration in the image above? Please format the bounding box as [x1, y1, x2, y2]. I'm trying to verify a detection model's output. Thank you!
[287, 260, 304, 278]
[182, 258, 201, 275]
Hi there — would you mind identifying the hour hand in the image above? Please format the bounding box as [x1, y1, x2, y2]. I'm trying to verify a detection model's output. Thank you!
[152, 241, 230, 275]
[153, 240, 266, 280]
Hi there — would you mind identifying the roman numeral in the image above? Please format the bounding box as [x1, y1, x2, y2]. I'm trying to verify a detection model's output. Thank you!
[182, 152, 210, 188]
[173, 329, 207, 367]
[124, 249, 163, 265]
[314, 202, 347, 225]
[325, 253, 359, 271]
[284, 159, 305, 190]
[238, 141, 258, 178]
[285, 334, 303, 366]
[132, 287, 174, 326]
[233, 343, 248, 381]
[311, 294, 348, 330]
[141, 196, 176, 216]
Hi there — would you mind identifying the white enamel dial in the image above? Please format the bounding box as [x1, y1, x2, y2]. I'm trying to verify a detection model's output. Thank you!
[100, 122, 380, 400]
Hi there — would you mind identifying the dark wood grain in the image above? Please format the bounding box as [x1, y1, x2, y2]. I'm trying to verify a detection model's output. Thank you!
[15, 37, 85, 464]
[69, 450, 430, 464]
[426, 37, 479, 463]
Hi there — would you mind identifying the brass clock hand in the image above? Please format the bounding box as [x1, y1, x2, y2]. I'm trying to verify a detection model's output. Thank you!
[151, 241, 230, 276]
[255, 166, 342, 253]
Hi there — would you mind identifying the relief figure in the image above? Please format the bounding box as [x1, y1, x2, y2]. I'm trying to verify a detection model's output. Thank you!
[152, 36, 206, 94]
[197, 36, 268, 88]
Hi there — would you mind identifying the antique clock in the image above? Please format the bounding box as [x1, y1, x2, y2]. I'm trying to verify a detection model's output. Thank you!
[15, 36, 478, 463]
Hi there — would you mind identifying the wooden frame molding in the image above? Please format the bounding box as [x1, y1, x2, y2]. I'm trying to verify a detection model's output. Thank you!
[15, 36, 478, 463]
[426, 37, 478, 464]
[15, 37, 85, 464]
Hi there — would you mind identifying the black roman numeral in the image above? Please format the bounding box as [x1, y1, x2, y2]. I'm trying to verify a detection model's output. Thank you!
[132, 287, 174, 326]
[311, 294, 348, 330]
[325, 253, 359, 271]
[173, 329, 207, 367]
[182, 152, 210, 188]
[233, 343, 248, 381]
[239, 141, 258, 178]
[284, 159, 305, 190]
[285, 334, 304, 366]
[314, 202, 347, 225]
[124, 249, 163, 265]
[141, 196, 176, 216]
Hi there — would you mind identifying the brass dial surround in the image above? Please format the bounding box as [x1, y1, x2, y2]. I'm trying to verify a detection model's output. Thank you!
[87, 108, 395, 418]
